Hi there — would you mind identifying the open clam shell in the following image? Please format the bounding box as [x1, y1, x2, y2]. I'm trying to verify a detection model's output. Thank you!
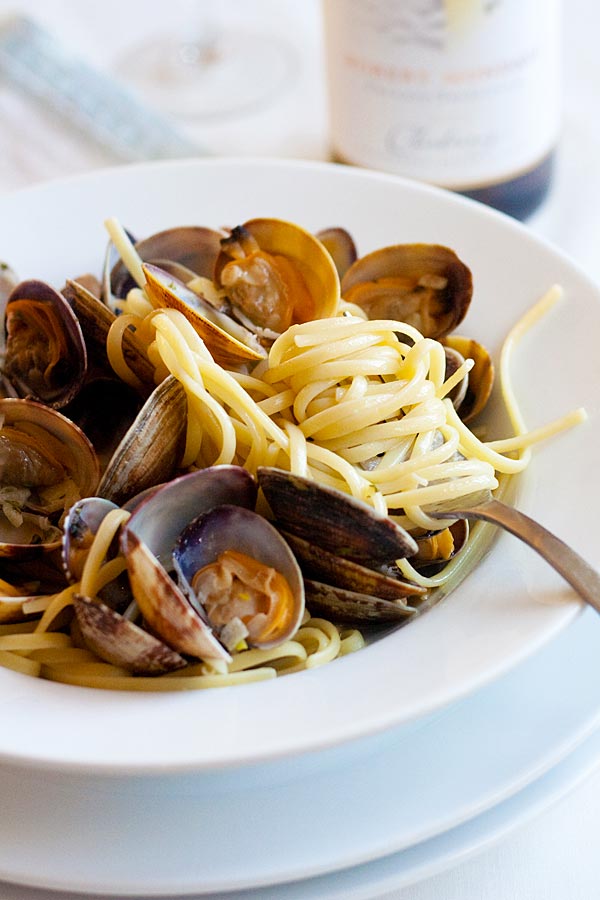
[119, 467, 259, 661]
[122, 530, 231, 662]
[62, 497, 119, 583]
[341, 244, 472, 340]
[108, 226, 223, 300]
[214, 218, 341, 335]
[73, 595, 187, 675]
[98, 375, 187, 507]
[257, 467, 418, 564]
[304, 580, 416, 624]
[122, 465, 258, 569]
[0, 398, 100, 558]
[3, 279, 87, 408]
[142, 263, 266, 365]
[315, 227, 358, 279]
[173, 505, 305, 650]
[442, 335, 494, 423]
[280, 531, 426, 602]
[412, 519, 470, 575]
[62, 278, 155, 390]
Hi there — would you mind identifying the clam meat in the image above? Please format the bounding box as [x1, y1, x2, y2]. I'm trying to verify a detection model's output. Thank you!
[0, 398, 100, 557]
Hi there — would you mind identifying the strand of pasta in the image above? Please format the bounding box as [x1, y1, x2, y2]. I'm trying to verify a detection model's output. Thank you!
[80, 508, 131, 598]
[105, 314, 149, 391]
[484, 407, 587, 453]
[498, 283, 561, 468]
[44, 667, 278, 691]
[104, 217, 146, 289]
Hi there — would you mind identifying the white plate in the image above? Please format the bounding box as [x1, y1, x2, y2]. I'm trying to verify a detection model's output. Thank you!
[203, 722, 600, 900]
[0, 608, 599, 896]
[1, 750, 599, 900]
[0, 157, 598, 774]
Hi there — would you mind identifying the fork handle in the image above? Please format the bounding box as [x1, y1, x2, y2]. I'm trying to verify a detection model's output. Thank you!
[446, 499, 600, 615]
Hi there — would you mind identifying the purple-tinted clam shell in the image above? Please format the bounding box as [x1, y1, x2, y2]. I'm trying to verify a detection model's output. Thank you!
[173, 504, 305, 649]
[121, 465, 257, 569]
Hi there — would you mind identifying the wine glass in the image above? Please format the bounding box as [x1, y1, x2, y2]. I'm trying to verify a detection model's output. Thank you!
[113, 0, 298, 121]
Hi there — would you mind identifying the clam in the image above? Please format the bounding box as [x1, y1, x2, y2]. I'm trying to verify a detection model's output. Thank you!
[315, 227, 358, 279]
[73, 595, 186, 675]
[97, 375, 187, 507]
[280, 530, 425, 602]
[443, 345, 469, 412]
[257, 466, 423, 623]
[442, 335, 494, 423]
[3, 279, 87, 408]
[414, 519, 469, 566]
[123, 531, 231, 661]
[214, 218, 341, 337]
[108, 226, 223, 301]
[142, 264, 266, 366]
[173, 505, 305, 650]
[123, 466, 258, 569]
[62, 278, 155, 390]
[120, 466, 259, 661]
[281, 529, 424, 624]
[0, 398, 100, 557]
[62, 497, 119, 583]
[303, 581, 415, 624]
[341, 244, 472, 339]
[257, 467, 417, 563]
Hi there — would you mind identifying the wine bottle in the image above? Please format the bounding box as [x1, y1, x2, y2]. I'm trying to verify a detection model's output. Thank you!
[322, 0, 560, 219]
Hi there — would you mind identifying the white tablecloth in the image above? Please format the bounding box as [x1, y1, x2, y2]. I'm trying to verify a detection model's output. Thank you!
[1, 2, 600, 898]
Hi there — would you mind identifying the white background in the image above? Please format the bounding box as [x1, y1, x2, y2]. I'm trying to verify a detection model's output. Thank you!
[1, 1, 599, 898]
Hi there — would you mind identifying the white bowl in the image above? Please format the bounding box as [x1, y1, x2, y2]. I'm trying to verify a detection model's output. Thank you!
[0, 157, 597, 774]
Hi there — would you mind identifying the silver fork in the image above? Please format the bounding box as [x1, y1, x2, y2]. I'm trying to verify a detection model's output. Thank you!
[429, 492, 600, 614]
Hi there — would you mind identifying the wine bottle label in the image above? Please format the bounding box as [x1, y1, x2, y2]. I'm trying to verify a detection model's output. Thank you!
[323, 0, 560, 189]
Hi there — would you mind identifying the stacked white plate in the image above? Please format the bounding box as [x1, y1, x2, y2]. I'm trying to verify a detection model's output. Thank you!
[1, 159, 599, 897]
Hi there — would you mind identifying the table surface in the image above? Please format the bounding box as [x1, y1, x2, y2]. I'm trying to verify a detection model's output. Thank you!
[1, 2, 600, 899]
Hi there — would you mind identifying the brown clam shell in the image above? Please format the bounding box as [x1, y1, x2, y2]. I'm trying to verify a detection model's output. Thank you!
[304, 580, 416, 623]
[142, 264, 266, 365]
[281, 531, 426, 601]
[173, 505, 305, 651]
[63, 278, 155, 390]
[122, 531, 230, 662]
[341, 243, 472, 340]
[74, 595, 187, 675]
[442, 335, 494, 423]
[109, 226, 223, 299]
[0, 398, 100, 558]
[257, 466, 418, 563]
[98, 375, 187, 507]
[3, 279, 87, 408]
[315, 227, 358, 279]
[214, 218, 341, 332]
